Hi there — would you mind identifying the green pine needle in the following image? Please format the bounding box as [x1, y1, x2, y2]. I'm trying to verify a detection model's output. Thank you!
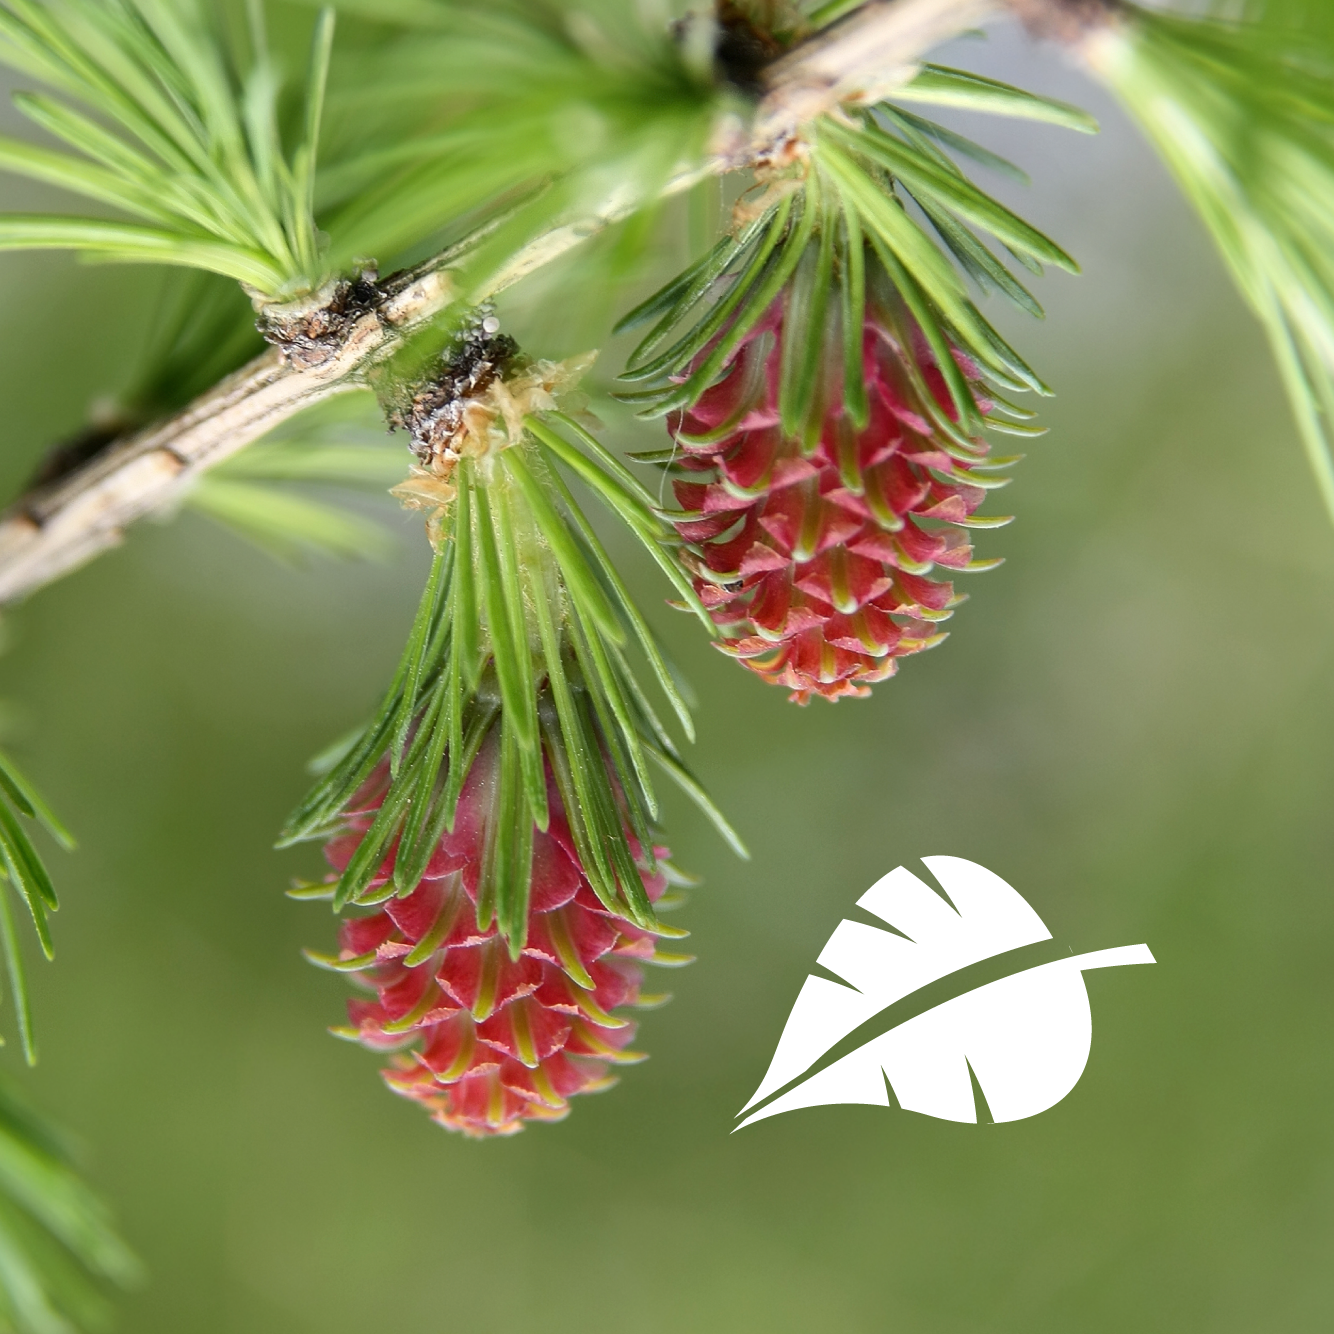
[1093, 7, 1334, 525]
[306, 1, 732, 279]
[283, 404, 743, 945]
[187, 476, 394, 563]
[0, 752, 73, 1067]
[614, 69, 1087, 427]
[0, 1074, 141, 1334]
[0, 0, 337, 296]
[895, 64, 1100, 135]
[185, 395, 411, 562]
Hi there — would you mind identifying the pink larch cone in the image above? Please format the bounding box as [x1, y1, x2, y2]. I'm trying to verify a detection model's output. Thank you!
[669, 300, 998, 703]
[324, 730, 675, 1137]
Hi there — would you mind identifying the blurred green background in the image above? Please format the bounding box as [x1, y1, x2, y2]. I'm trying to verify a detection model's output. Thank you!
[0, 27, 1331, 1334]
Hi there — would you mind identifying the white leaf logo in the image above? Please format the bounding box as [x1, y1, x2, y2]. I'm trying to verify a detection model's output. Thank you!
[737, 857, 1154, 1129]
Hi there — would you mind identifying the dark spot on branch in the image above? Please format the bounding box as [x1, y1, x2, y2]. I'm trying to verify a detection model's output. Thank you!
[381, 316, 521, 464]
[256, 267, 386, 369]
[24, 416, 140, 492]
[714, 2, 788, 97]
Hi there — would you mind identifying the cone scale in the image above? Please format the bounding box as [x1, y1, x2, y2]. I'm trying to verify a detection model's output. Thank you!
[325, 728, 683, 1137]
[668, 289, 1004, 703]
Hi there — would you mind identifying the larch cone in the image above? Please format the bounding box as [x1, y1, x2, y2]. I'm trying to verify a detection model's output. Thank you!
[669, 298, 998, 703]
[324, 729, 675, 1137]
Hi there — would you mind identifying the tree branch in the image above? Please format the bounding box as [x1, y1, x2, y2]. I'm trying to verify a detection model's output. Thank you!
[0, 263, 454, 603]
[752, 0, 1003, 149]
[0, 0, 1110, 606]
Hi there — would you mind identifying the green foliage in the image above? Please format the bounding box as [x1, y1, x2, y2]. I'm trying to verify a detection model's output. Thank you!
[1095, 6, 1334, 522]
[0, 0, 337, 295]
[614, 81, 1086, 434]
[893, 63, 1099, 134]
[187, 474, 391, 561]
[313, 0, 730, 290]
[187, 394, 405, 562]
[281, 412, 743, 953]
[0, 755, 73, 1068]
[126, 271, 262, 417]
[0, 0, 734, 303]
[1202, 0, 1334, 45]
[0, 1077, 140, 1334]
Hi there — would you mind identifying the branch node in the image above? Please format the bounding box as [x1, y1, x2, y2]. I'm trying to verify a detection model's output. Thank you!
[253, 266, 384, 370]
